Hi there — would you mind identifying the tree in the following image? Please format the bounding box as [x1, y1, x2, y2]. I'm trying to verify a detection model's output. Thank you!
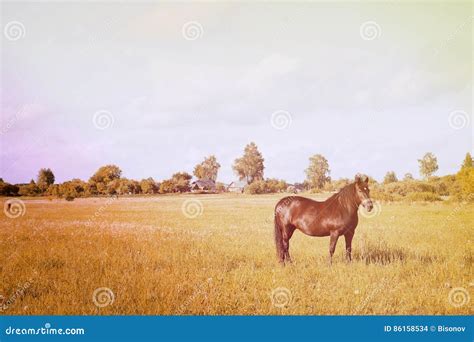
[461, 153, 473, 169]
[0, 179, 19, 196]
[456, 152, 474, 201]
[193, 155, 221, 181]
[89, 165, 122, 195]
[58, 179, 87, 198]
[403, 173, 414, 181]
[37, 168, 55, 192]
[232, 142, 265, 184]
[383, 171, 398, 184]
[456, 167, 474, 201]
[171, 172, 192, 193]
[140, 177, 159, 194]
[305, 154, 330, 189]
[159, 179, 175, 194]
[18, 179, 40, 196]
[89, 165, 122, 184]
[418, 152, 438, 179]
[116, 178, 141, 195]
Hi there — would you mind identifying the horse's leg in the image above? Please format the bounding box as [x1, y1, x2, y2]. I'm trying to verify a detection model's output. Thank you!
[344, 230, 354, 262]
[328, 232, 339, 265]
[283, 226, 295, 264]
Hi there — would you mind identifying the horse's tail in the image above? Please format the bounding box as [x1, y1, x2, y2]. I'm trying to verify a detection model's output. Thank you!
[274, 208, 285, 263]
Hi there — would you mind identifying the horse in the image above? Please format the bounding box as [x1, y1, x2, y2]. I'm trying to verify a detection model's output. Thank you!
[274, 174, 373, 264]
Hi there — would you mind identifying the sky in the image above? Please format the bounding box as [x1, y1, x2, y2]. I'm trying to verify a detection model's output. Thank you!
[1, 1, 472, 184]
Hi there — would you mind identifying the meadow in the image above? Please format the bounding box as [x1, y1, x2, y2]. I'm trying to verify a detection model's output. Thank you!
[0, 194, 472, 315]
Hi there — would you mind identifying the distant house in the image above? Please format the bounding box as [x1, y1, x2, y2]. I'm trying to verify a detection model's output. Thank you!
[227, 180, 247, 193]
[190, 179, 216, 193]
[287, 184, 305, 194]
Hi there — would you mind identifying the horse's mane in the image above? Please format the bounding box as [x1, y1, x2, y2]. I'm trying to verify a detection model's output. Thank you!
[326, 182, 358, 210]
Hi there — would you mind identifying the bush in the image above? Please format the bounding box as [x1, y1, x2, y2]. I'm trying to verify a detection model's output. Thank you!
[245, 179, 288, 194]
[405, 192, 441, 202]
[371, 189, 402, 202]
[382, 181, 436, 196]
[245, 180, 267, 194]
[427, 175, 457, 196]
[65, 195, 75, 201]
[215, 182, 227, 193]
[372, 180, 446, 202]
[18, 180, 41, 196]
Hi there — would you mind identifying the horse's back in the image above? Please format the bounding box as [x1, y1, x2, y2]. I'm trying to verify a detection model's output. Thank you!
[275, 195, 322, 219]
[275, 195, 321, 209]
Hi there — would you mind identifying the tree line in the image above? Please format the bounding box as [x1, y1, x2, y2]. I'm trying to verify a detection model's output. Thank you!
[0, 142, 473, 201]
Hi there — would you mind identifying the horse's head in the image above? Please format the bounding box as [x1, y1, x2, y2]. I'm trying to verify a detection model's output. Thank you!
[354, 174, 373, 211]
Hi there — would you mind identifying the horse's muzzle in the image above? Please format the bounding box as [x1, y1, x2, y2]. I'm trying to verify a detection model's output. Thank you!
[363, 200, 374, 212]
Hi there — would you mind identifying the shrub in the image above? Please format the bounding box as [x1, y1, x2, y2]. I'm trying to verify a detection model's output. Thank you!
[405, 192, 441, 202]
[65, 195, 75, 201]
[245, 180, 267, 194]
[382, 181, 436, 196]
[215, 182, 227, 193]
[245, 179, 288, 194]
[427, 175, 457, 196]
[370, 189, 402, 202]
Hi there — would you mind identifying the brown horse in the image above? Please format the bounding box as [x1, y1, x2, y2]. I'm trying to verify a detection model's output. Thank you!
[274, 174, 373, 264]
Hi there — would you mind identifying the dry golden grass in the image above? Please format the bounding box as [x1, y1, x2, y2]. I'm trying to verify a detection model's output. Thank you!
[0, 194, 472, 315]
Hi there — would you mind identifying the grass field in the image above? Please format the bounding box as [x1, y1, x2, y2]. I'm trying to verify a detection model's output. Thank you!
[1, 194, 472, 315]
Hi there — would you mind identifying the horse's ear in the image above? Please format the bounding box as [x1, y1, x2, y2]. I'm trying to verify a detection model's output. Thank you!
[355, 173, 368, 184]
